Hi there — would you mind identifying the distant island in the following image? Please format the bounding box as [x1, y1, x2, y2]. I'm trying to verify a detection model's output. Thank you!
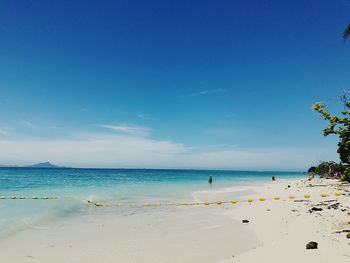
[26, 162, 63, 168]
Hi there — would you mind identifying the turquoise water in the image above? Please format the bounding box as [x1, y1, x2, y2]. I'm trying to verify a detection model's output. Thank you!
[0, 168, 304, 238]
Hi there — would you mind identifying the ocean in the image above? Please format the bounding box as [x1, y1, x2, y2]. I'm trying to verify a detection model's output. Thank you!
[0, 168, 304, 238]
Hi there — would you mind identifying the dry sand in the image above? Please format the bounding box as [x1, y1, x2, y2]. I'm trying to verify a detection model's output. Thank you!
[230, 178, 350, 263]
[0, 178, 349, 263]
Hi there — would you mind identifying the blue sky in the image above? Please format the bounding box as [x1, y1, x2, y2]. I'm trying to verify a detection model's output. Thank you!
[0, 0, 349, 169]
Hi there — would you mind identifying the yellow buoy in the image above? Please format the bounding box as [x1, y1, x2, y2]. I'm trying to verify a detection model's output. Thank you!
[204, 201, 211, 206]
[216, 201, 222, 205]
[273, 196, 280, 200]
[288, 195, 295, 200]
[247, 198, 254, 203]
[94, 203, 103, 207]
[143, 203, 150, 207]
[335, 192, 341, 197]
[192, 202, 200, 205]
[231, 200, 237, 204]
[259, 198, 266, 202]
[129, 203, 136, 207]
[304, 194, 310, 199]
[320, 193, 328, 198]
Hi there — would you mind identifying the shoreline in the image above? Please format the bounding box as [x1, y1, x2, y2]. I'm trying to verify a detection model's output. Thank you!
[0, 174, 302, 241]
[1, 177, 349, 262]
[0, 200, 257, 263]
[229, 178, 350, 262]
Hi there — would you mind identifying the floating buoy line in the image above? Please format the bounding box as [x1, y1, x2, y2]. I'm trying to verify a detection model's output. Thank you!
[0, 192, 343, 208]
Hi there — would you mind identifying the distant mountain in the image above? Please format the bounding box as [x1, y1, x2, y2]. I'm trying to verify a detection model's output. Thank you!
[26, 162, 62, 168]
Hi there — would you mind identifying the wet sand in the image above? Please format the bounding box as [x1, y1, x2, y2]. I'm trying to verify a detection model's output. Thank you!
[1, 178, 349, 263]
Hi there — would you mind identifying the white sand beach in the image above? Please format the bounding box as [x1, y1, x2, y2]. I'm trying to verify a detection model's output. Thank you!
[0, 178, 349, 263]
[2, 1, 349, 262]
[231, 179, 350, 263]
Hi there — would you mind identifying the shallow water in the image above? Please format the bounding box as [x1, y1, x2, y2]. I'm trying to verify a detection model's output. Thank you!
[0, 168, 304, 238]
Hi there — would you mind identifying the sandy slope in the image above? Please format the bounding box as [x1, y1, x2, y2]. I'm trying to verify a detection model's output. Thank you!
[230, 178, 350, 263]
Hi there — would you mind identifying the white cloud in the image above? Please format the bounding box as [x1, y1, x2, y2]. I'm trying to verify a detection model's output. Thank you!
[99, 124, 151, 137]
[137, 113, 149, 119]
[182, 88, 226, 97]
[0, 132, 338, 170]
[0, 134, 187, 168]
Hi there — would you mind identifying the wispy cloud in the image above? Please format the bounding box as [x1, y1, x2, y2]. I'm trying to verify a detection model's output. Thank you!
[0, 128, 9, 136]
[17, 120, 63, 132]
[0, 134, 187, 168]
[0, 134, 338, 170]
[137, 113, 150, 120]
[0, 123, 339, 170]
[99, 124, 151, 137]
[182, 88, 226, 98]
[19, 120, 35, 128]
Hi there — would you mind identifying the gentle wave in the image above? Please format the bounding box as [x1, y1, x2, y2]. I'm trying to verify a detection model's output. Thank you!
[0, 168, 304, 238]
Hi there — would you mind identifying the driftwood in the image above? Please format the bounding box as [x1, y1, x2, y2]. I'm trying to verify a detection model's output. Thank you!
[311, 201, 338, 208]
[333, 229, 350, 234]
[327, 203, 340, 209]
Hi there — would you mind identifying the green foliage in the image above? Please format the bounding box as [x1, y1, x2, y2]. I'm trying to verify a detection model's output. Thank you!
[315, 162, 330, 176]
[340, 167, 350, 182]
[315, 161, 345, 177]
[313, 101, 350, 164]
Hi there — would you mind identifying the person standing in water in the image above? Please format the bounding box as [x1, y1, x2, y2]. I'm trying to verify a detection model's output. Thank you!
[208, 176, 213, 184]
